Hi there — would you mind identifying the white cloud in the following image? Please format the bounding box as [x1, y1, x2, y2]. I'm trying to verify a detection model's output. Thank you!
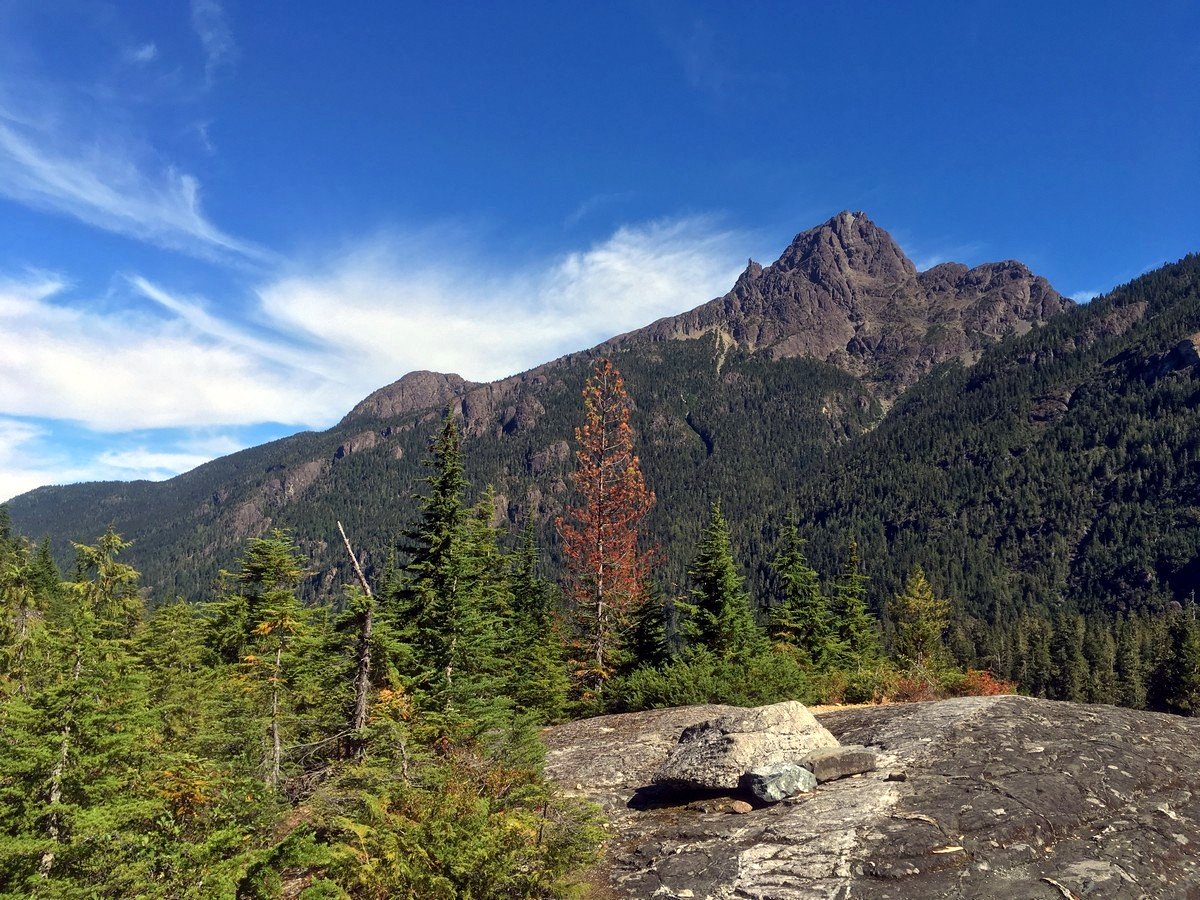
[96, 447, 224, 476]
[0, 417, 254, 503]
[191, 0, 236, 84]
[258, 216, 748, 390]
[0, 111, 269, 262]
[0, 418, 72, 502]
[0, 274, 338, 431]
[126, 42, 159, 64]
[0, 216, 748, 494]
[1070, 290, 1100, 303]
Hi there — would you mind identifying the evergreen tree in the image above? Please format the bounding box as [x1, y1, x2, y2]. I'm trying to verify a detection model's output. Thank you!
[1082, 617, 1117, 705]
[624, 580, 672, 672]
[0, 541, 39, 696]
[1114, 615, 1147, 708]
[888, 567, 950, 671]
[1149, 605, 1200, 716]
[391, 411, 474, 713]
[686, 502, 766, 660]
[0, 530, 157, 893]
[1047, 611, 1088, 702]
[827, 540, 881, 667]
[769, 521, 836, 666]
[1017, 616, 1053, 697]
[508, 518, 569, 723]
[219, 530, 312, 789]
[392, 419, 524, 746]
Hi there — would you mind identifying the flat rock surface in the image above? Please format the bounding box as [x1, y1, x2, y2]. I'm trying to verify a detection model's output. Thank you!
[543, 696, 1200, 899]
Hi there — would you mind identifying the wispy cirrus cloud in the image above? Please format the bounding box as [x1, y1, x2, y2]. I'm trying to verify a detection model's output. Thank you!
[125, 42, 159, 65]
[0, 272, 335, 432]
[258, 215, 748, 391]
[0, 415, 253, 502]
[0, 215, 748, 499]
[0, 3, 262, 262]
[0, 111, 270, 262]
[565, 190, 637, 228]
[191, 0, 237, 85]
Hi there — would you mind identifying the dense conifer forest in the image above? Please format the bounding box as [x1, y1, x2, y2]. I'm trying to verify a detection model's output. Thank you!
[5, 324, 1200, 893]
[4, 251, 1200, 894]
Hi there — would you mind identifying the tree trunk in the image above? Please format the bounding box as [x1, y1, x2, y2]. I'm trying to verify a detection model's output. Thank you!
[338, 521, 374, 756]
[40, 651, 82, 878]
[270, 644, 282, 789]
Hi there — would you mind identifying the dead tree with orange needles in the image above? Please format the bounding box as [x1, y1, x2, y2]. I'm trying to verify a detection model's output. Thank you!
[557, 358, 655, 696]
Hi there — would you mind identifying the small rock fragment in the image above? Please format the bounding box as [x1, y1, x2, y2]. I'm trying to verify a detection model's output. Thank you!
[741, 762, 818, 803]
[886, 770, 907, 782]
[728, 800, 753, 814]
[801, 745, 878, 783]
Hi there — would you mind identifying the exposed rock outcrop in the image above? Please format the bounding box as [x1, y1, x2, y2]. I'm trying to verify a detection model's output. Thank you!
[340, 370, 474, 425]
[544, 696, 1200, 898]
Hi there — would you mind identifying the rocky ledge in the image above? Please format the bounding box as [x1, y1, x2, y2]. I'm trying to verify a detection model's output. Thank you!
[543, 695, 1200, 899]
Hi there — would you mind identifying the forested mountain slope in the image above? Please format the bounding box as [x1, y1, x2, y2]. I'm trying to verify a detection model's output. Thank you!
[14, 212, 1154, 618]
[791, 253, 1200, 619]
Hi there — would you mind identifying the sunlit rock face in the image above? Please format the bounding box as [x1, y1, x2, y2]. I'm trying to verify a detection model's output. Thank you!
[543, 695, 1200, 899]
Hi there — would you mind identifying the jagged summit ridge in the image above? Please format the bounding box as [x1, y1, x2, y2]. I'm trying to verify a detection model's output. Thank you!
[348, 212, 1068, 426]
[775, 209, 917, 281]
[610, 210, 1070, 394]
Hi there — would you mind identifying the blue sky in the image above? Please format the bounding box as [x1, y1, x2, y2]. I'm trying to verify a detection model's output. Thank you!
[1, 0, 1197, 501]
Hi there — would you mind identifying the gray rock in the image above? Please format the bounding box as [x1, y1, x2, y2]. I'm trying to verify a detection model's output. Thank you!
[801, 744, 878, 783]
[653, 700, 838, 792]
[741, 761, 817, 803]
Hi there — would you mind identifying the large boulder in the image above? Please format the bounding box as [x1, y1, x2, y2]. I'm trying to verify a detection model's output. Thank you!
[653, 700, 838, 791]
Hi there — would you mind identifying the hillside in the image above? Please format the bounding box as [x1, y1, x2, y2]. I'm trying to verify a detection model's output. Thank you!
[790, 254, 1200, 620]
[7, 212, 1071, 602]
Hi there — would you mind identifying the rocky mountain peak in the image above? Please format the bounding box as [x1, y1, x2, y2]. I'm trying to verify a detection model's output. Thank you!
[611, 211, 1068, 397]
[775, 210, 917, 283]
[340, 370, 474, 425]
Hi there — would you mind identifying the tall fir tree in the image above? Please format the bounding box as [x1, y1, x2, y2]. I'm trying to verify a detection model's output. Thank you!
[1047, 611, 1088, 702]
[686, 502, 766, 661]
[888, 567, 950, 671]
[827, 540, 881, 668]
[0, 530, 157, 893]
[1114, 615, 1148, 709]
[769, 521, 836, 666]
[1082, 617, 1117, 705]
[1149, 605, 1200, 716]
[624, 580, 672, 672]
[217, 530, 312, 789]
[508, 518, 569, 723]
[392, 411, 473, 711]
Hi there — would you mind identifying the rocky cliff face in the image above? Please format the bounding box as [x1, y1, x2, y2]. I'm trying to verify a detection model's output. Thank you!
[605, 211, 1070, 396]
[544, 696, 1200, 899]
